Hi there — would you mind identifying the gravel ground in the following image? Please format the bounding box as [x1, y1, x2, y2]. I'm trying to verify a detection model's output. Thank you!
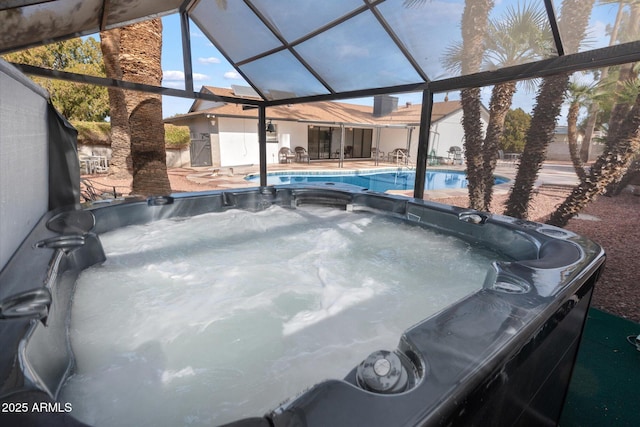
[563, 191, 640, 324]
[83, 169, 640, 324]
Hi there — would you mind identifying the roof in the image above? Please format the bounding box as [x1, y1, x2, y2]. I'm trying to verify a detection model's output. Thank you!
[165, 86, 466, 127]
[2, 1, 640, 106]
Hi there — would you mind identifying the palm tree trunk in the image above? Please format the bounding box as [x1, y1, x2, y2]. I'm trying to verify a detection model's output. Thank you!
[119, 19, 171, 196]
[504, 0, 594, 219]
[580, 107, 598, 163]
[567, 100, 587, 181]
[460, 0, 493, 210]
[100, 29, 132, 180]
[482, 80, 517, 210]
[547, 91, 640, 227]
[130, 98, 171, 196]
[609, 156, 640, 196]
[461, 87, 486, 210]
[504, 73, 570, 218]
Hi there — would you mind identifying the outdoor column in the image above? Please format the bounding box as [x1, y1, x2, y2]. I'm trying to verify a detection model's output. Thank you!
[339, 124, 345, 168]
[375, 127, 381, 166]
[406, 126, 414, 166]
[258, 105, 267, 187]
[180, 11, 194, 94]
[414, 88, 433, 199]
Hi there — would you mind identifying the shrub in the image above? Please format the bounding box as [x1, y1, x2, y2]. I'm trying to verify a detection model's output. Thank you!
[164, 124, 191, 149]
[71, 121, 191, 149]
[73, 121, 110, 146]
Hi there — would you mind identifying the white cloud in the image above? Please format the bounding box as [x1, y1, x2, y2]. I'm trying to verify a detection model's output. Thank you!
[193, 73, 209, 81]
[163, 80, 186, 89]
[198, 57, 221, 64]
[224, 70, 242, 80]
[163, 70, 185, 81]
[163, 70, 210, 82]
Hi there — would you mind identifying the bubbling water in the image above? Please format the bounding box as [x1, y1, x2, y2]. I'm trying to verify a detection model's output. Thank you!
[60, 205, 504, 426]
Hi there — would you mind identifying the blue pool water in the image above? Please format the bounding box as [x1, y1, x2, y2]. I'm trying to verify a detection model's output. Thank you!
[246, 169, 508, 193]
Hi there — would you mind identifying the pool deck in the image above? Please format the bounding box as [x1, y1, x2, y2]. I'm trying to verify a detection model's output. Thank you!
[185, 159, 580, 199]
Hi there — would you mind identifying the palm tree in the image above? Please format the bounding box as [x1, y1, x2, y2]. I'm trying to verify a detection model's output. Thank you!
[547, 90, 640, 227]
[547, 2, 640, 226]
[100, 28, 131, 180]
[480, 2, 553, 210]
[442, 2, 553, 211]
[120, 19, 171, 196]
[459, 0, 494, 210]
[565, 80, 595, 181]
[100, 19, 171, 195]
[579, 0, 626, 163]
[504, 0, 595, 219]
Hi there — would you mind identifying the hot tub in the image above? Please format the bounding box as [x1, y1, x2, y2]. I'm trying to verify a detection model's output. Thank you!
[0, 185, 605, 427]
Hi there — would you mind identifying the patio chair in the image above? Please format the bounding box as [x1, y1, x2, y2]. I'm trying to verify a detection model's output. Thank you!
[387, 148, 408, 164]
[294, 146, 310, 163]
[279, 147, 296, 163]
[447, 146, 463, 165]
[344, 146, 353, 158]
[497, 150, 519, 167]
[371, 147, 385, 159]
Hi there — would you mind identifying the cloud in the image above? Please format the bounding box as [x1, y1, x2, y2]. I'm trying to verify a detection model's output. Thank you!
[163, 70, 210, 82]
[198, 57, 221, 64]
[224, 70, 243, 80]
[163, 70, 185, 81]
[163, 80, 185, 89]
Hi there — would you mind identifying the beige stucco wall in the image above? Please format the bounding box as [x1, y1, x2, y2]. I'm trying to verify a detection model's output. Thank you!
[545, 134, 604, 162]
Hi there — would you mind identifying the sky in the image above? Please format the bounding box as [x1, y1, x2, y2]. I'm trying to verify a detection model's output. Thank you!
[159, 1, 620, 122]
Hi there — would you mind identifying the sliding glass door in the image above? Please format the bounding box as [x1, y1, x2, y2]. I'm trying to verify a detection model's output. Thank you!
[308, 126, 373, 160]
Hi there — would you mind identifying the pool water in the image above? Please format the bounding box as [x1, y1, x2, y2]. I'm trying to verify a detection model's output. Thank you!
[245, 169, 508, 192]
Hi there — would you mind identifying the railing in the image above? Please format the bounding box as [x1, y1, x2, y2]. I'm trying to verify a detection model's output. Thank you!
[79, 155, 108, 174]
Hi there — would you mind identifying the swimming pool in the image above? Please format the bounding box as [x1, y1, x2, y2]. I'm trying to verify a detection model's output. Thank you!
[245, 169, 508, 192]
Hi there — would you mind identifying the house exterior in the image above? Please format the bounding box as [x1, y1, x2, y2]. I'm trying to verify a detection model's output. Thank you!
[546, 126, 604, 162]
[164, 86, 490, 168]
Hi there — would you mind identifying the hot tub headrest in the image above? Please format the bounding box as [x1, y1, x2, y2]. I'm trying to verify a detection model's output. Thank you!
[46, 209, 95, 235]
[519, 239, 582, 270]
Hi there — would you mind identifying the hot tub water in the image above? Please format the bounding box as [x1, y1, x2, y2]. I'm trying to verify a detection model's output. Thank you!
[60, 205, 507, 426]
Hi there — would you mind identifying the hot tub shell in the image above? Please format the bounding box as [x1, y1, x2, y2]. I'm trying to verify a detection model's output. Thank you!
[0, 185, 604, 426]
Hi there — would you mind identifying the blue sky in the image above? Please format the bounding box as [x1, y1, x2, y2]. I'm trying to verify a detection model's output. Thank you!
[159, 1, 619, 122]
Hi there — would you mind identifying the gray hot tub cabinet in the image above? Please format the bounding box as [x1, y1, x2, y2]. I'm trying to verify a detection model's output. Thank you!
[0, 186, 604, 427]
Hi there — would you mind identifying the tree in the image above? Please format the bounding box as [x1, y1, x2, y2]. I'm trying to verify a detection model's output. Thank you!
[122, 19, 171, 196]
[501, 108, 531, 153]
[100, 19, 171, 195]
[458, 0, 494, 211]
[565, 80, 595, 181]
[2, 38, 109, 121]
[547, 2, 640, 226]
[442, 1, 552, 210]
[100, 28, 131, 180]
[547, 90, 640, 226]
[479, 2, 552, 210]
[579, 1, 626, 163]
[504, 0, 595, 219]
